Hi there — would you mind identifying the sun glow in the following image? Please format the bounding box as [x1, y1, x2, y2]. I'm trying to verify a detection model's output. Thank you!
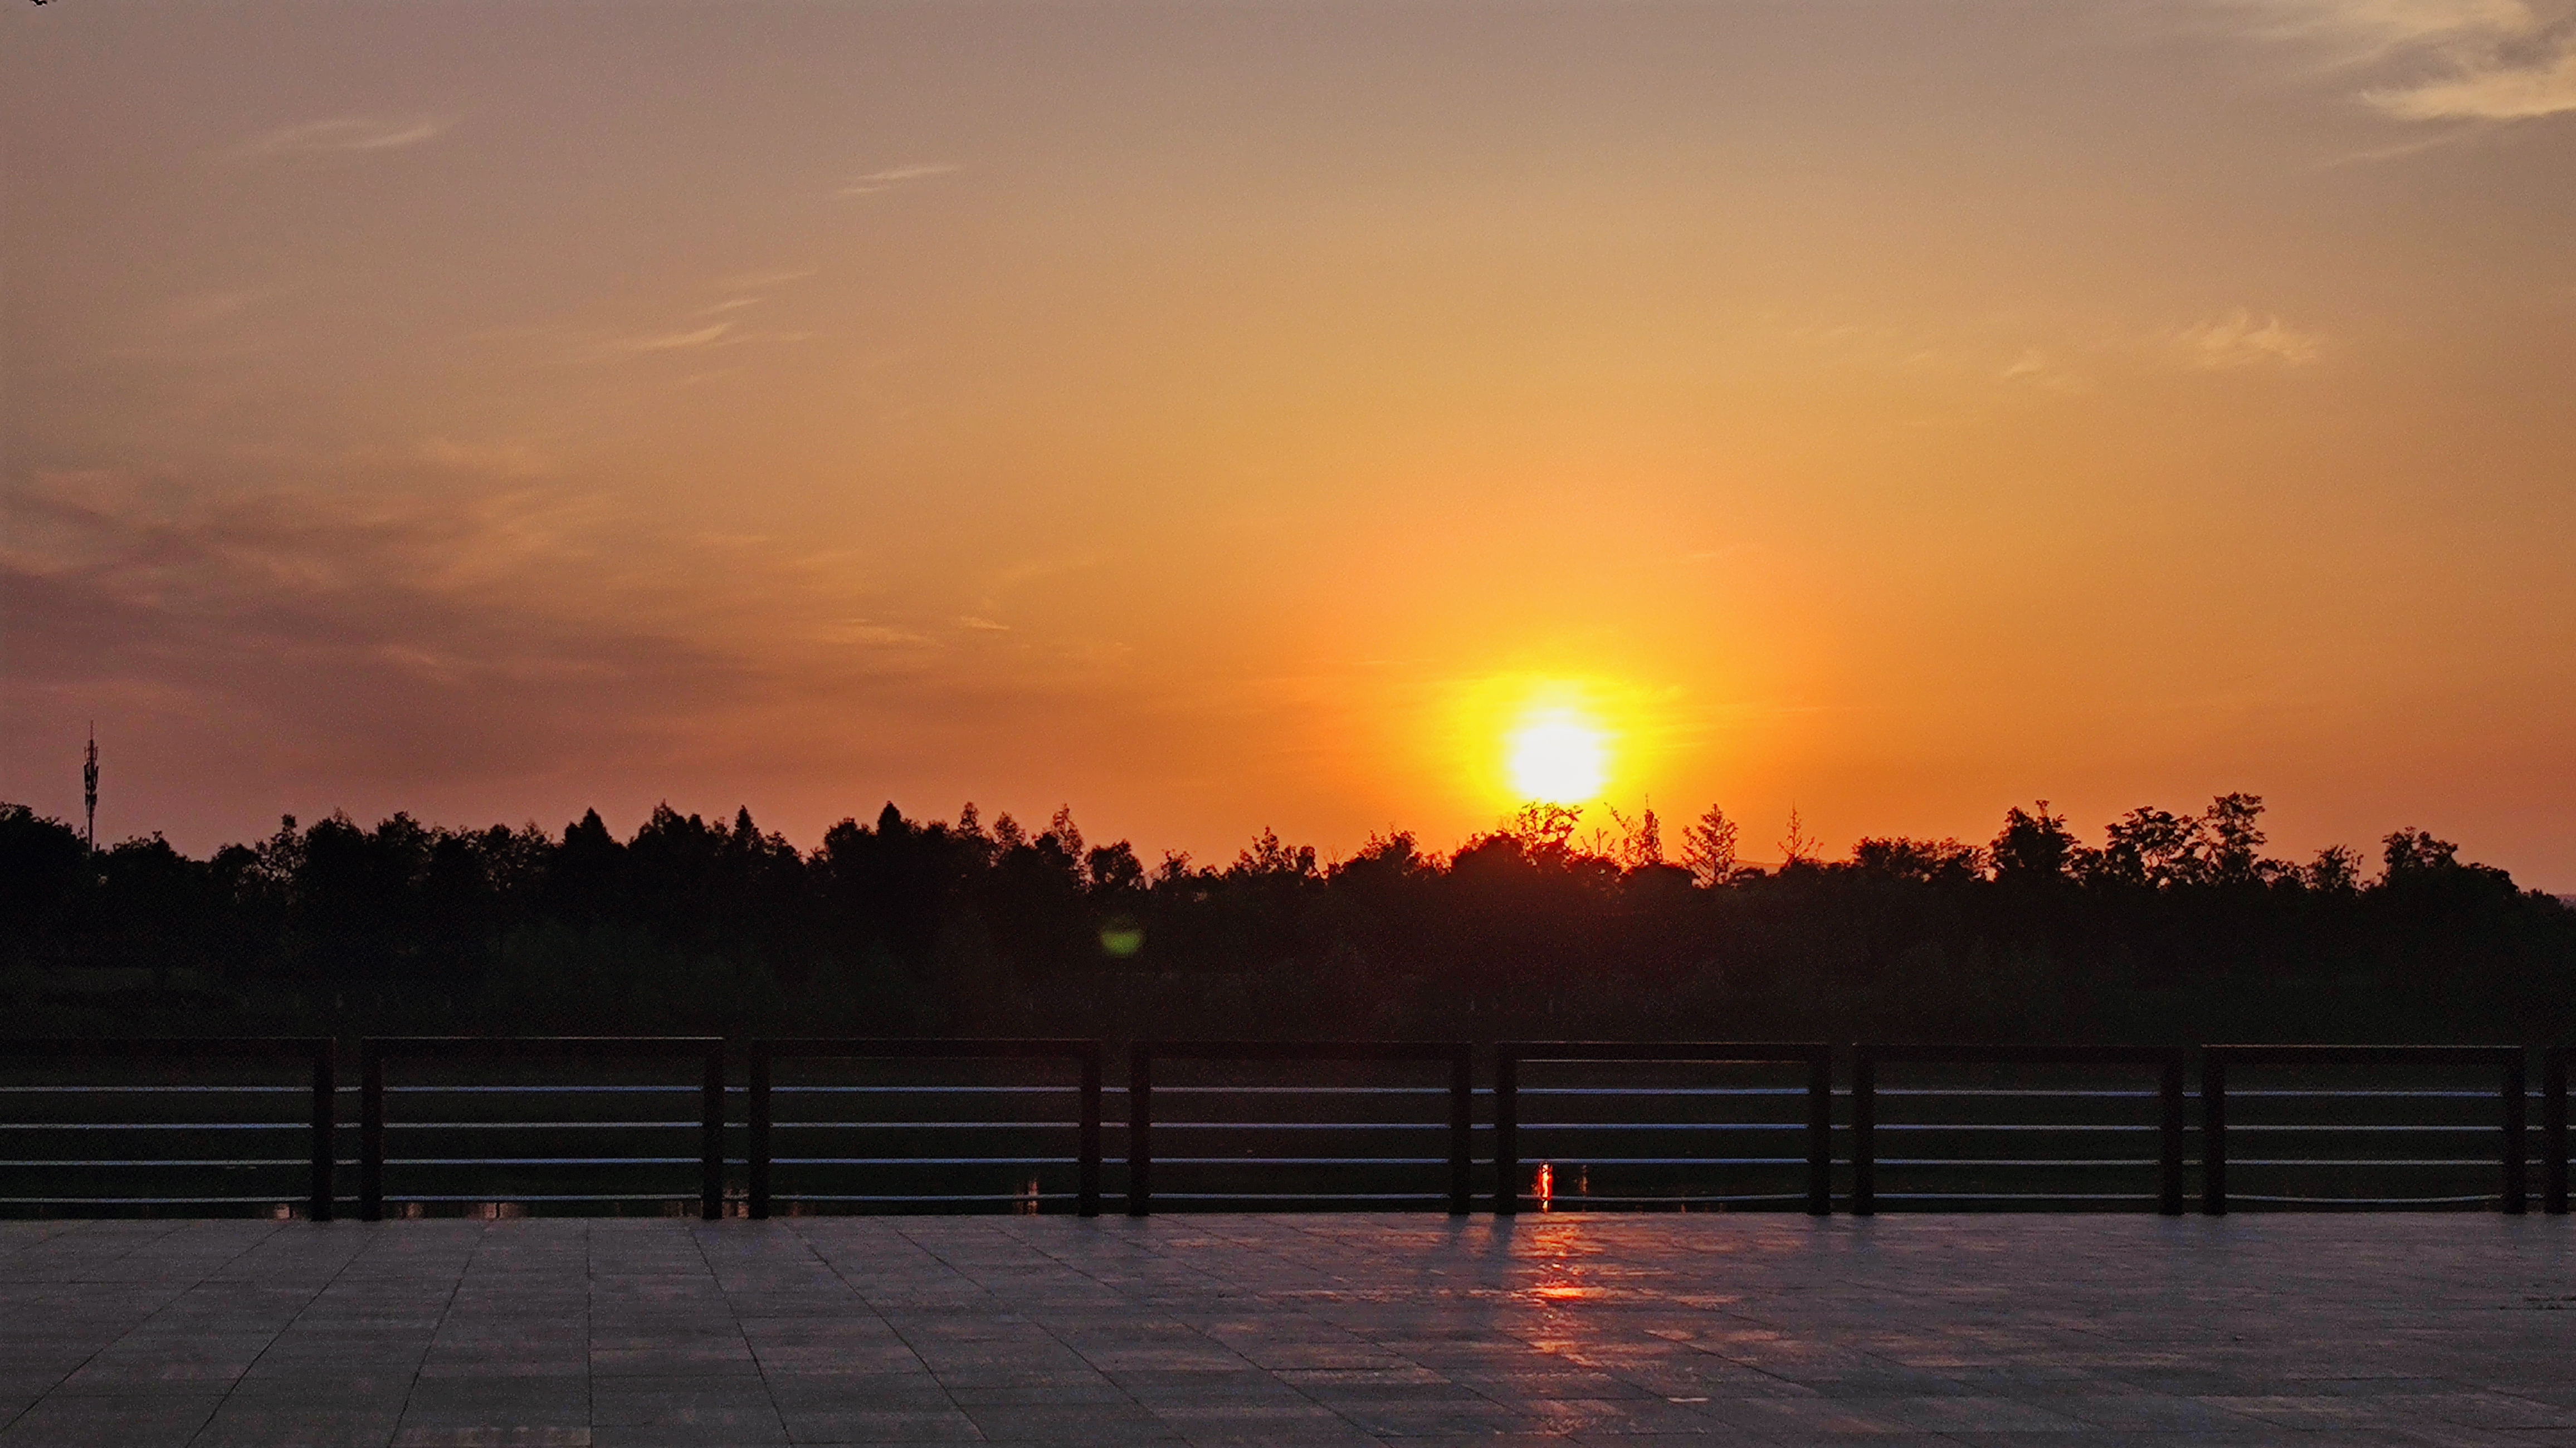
[1507, 705, 1609, 803]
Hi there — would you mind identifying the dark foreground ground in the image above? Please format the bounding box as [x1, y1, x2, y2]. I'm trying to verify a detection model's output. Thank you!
[2, 1213, 2572, 1446]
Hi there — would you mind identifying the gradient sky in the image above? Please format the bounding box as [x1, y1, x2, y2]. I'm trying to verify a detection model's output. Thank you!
[5, 1, 2573, 884]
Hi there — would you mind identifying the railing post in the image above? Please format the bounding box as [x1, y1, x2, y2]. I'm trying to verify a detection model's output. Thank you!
[2503, 1051, 2528, 1215]
[747, 1044, 772, 1220]
[1805, 1047, 1832, 1217]
[360, 1040, 384, 1222]
[2201, 1051, 2227, 1216]
[2157, 1053, 2185, 1217]
[1077, 1044, 1102, 1219]
[1448, 1046, 1472, 1217]
[1127, 1043, 1152, 1217]
[700, 1046, 725, 1221]
[1493, 1049, 1520, 1216]
[2549, 1048, 2569, 1216]
[1851, 1046, 1874, 1216]
[309, 1041, 336, 1222]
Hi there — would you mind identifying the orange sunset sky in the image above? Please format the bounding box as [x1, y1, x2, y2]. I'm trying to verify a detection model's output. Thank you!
[4, 2, 2572, 885]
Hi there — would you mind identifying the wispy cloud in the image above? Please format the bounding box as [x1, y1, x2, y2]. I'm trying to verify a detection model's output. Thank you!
[2224, 0, 2576, 122]
[0, 472, 1031, 800]
[1999, 347, 2096, 393]
[227, 115, 452, 161]
[2369, 33, 2576, 117]
[840, 163, 959, 197]
[717, 267, 817, 291]
[2174, 310, 2326, 368]
[614, 321, 737, 354]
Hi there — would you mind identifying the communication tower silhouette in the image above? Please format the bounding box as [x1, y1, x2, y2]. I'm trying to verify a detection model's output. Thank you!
[84, 725, 98, 853]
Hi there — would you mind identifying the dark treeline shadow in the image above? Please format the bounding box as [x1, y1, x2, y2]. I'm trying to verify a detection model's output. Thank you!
[2, 794, 2569, 1044]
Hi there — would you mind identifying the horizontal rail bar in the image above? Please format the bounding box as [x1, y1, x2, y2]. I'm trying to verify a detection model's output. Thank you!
[2219, 1158, 2512, 1167]
[771, 1157, 1077, 1166]
[2230, 1194, 2507, 1205]
[385, 1156, 702, 1166]
[1501, 1122, 1814, 1132]
[767, 1121, 1086, 1130]
[370, 1121, 704, 1130]
[1872, 1158, 2165, 1167]
[1866, 1124, 2156, 1133]
[380, 1193, 705, 1203]
[1143, 1156, 1456, 1166]
[1531, 1191, 1811, 1201]
[0, 1196, 316, 1205]
[1145, 1192, 1450, 1201]
[0, 1085, 313, 1094]
[1866, 1192, 2160, 1201]
[771, 1193, 1081, 1203]
[2, 1123, 310, 1131]
[1, 1159, 309, 1167]
[1503, 1156, 1812, 1166]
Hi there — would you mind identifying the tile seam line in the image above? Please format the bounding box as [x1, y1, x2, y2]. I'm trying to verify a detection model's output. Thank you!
[1, 1217, 279, 1440]
[1109, 1213, 1477, 1442]
[182, 1218, 382, 1448]
[780, 1218, 968, 1438]
[889, 1217, 1162, 1432]
[0, 1215, 105, 1263]
[991, 1215, 1340, 1439]
[387, 1215, 497, 1448]
[684, 1216, 791, 1444]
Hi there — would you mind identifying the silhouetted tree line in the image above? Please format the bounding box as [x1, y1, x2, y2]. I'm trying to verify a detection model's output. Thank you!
[2, 793, 2569, 1043]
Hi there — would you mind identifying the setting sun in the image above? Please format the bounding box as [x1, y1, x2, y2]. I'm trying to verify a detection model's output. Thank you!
[1507, 707, 1609, 803]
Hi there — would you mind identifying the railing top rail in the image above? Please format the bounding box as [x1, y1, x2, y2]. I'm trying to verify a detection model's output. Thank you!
[1862, 1044, 2184, 1066]
[361, 1036, 721, 1060]
[2206, 1044, 2525, 1066]
[0, 1037, 331, 1059]
[1500, 1040, 1831, 1064]
[754, 1038, 1099, 1061]
[1139, 1040, 1470, 1062]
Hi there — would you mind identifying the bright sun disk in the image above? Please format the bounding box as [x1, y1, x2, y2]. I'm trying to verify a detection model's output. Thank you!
[1507, 708, 1608, 803]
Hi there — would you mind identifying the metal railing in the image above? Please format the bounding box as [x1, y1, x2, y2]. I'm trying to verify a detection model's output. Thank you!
[5, 1037, 2573, 1219]
[1494, 1041, 1832, 1216]
[747, 1038, 1102, 1219]
[1853, 1045, 2188, 1216]
[1127, 1040, 1473, 1216]
[359, 1037, 725, 1221]
[2548, 1046, 2571, 1216]
[2202, 1045, 2527, 1214]
[0, 1038, 335, 1219]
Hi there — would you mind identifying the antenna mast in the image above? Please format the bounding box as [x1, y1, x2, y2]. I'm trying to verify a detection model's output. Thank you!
[83, 725, 99, 853]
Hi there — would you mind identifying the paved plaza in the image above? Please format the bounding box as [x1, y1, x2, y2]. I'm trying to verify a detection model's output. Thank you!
[1, 1214, 2572, 1446]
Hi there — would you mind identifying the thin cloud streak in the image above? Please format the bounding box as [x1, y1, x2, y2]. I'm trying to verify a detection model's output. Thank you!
[227, 115, 452, 160]
[840, 163, 959, 195]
